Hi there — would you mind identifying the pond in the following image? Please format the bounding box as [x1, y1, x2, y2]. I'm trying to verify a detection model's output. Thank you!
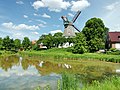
[0, 55, 120, 90]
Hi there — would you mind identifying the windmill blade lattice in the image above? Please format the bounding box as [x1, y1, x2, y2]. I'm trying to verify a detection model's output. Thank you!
[72, 11, 81, 23]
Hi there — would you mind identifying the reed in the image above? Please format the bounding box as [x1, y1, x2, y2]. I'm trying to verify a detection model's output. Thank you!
[82, 76, 120, 90]
[34, 73, 120, 90]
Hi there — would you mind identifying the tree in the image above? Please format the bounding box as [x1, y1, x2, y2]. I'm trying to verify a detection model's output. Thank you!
[82, 17, 109, 52]
[22, 37, 31, 50]
[42, 34, 54, 49]
[14, 39, 21, 50]
[0, 37, 3, 50]
[72, 33, 87, 54]
[53, 32, 66, 47]
[2, 36, 14, 51]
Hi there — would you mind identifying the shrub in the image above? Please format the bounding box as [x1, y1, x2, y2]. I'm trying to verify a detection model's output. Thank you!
[72, 44, 87, 54]
[107, 48, 120, 55]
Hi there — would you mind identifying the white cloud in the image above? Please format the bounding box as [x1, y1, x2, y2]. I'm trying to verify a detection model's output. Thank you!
[32, 1, 45, 10]
[103, 1, 120, 31]
[105, 2, 120, 11]
[38, 24, 46, 27]
[16, 1, 24, 5]
[32, 0, 70, 12]
[12, 33, 24, 39]
[42, 0, 71, 12]
[23, 15, 28, 18]
[42, 13, 51, 18]
[33, 13, 39, 16]
[2, 22, 39, 30]
[71, 0, 90, 12]
[50, 30, 62, 35]
[32, 32, 39, 35]
[42, 33, 47, 35]
[68, 13, 74, 17]
[36, 19, 47, 24]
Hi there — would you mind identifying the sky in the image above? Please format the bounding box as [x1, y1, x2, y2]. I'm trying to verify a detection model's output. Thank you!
[0, 0, 120, 40]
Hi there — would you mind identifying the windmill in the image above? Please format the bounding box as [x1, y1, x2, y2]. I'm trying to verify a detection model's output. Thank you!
[61, 11, 81, 37]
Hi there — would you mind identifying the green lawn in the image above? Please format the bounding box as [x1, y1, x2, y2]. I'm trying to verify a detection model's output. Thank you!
[19, 48, 120, 63]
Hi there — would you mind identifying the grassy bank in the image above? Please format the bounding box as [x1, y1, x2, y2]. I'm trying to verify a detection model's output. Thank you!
[82, 76, 120, 90]
[35, 73, 120, 90]
[19, 48, 120, 63]
[0, 50, 18, 57]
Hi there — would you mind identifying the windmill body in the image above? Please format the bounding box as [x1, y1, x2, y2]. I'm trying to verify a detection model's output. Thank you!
[61, 11, 81, 37]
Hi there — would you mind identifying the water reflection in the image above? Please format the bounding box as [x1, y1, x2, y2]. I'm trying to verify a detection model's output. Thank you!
[0, 55, 118, 77]
[0, 55, 61, 90]
[0, 55, 119, 89]
[0, 55, 19, 71]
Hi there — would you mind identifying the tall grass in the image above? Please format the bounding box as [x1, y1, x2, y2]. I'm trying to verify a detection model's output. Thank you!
[61, 72, 80, 90]
[34, 72, 120, 90]
[82, 76, 120, 90]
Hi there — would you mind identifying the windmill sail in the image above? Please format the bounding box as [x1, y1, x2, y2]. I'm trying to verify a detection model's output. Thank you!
[72, 25, 80, 32]
[72, 11, 81, 23]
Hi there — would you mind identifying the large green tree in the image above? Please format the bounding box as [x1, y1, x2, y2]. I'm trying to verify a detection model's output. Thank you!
[53, 32, 66, 47]
[14, 39, 21, 50]
[42, 34, 54, 49]
[2, 36, 14, 51]
[72, 33, 87, 54]
[82, 17, 109, 52]
[22, 37, 31, 50]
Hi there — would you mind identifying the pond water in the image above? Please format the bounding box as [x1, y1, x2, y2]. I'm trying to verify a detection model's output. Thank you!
[0, 55, 120, 90]
[0, 56, 60, 90]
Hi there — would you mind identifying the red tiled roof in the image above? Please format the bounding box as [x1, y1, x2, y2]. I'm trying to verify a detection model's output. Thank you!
[109, 32, 120, 42]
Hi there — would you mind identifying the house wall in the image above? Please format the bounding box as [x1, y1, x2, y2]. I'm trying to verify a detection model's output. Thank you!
[115, 43, 120, 49]
[111, 43, 120, 50]
[111, 43, 115, 48]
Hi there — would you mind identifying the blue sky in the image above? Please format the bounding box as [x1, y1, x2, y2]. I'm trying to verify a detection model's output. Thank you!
[0, 0, 120, 40]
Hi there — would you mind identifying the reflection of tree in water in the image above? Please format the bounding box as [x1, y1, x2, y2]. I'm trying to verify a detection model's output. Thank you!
[0, 55, 19, 71]
[21, 59, 29, 70]
[36, 61, 64, 75]
[21, 58, 40, 70]
[1, 56, 114, 81]
[21, 59, 67, 75]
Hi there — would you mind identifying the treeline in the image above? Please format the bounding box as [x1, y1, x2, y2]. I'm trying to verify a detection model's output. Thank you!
[0, 33, 75, 52]
[0, 17, 109, 53]
[0, 36, 31, 51]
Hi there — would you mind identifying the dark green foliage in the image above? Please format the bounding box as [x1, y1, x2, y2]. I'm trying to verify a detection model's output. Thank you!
[37, 32, 69, 49]
[72, 33, 87, 54]
[53, 32, 65, 47]
[107, 48, 120, 55]
[14, 39, 21, 50]
[2, 36, 15, 51]
[41, 34, 54, 49]
[22, 37, 31, 50]
[0, 37, 3, 50]
[82, 17, 109, 52]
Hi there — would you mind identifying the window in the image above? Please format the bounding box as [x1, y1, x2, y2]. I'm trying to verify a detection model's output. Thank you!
[118, 36, 120, 40]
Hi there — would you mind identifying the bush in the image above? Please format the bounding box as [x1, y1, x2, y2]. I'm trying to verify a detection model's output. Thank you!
[0, 52, 2, 55]
[107, 48, 120, 55]
[72, 44, 87, 54]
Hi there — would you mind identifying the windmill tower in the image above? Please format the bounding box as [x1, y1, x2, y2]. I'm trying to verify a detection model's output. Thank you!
[61, 11, 81, 37]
